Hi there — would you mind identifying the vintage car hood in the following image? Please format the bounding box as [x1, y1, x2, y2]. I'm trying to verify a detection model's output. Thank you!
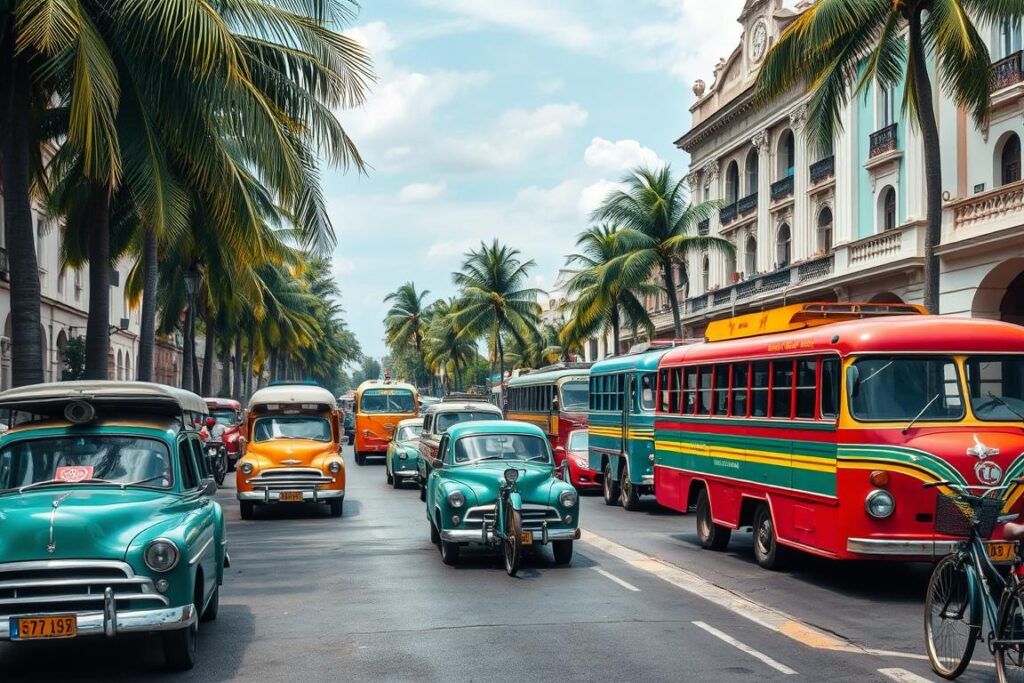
[446, 463, 555, 505]
[395, 440, 421, 457]
[245, 440, 337, 468]
[0, 488, 178, 562]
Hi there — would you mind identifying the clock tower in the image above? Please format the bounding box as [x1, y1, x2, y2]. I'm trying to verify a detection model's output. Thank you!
[739, 0, 782, 74]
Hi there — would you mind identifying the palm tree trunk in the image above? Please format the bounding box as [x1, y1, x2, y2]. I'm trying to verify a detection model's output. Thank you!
[181, 308, 194, 390]
[454, 362, 462, 392]
[84, 185, 111, 380]
[660, 258, 682, 338]
[610, 304, 621, 356]
[497, 332, 505, 384]
[244, 335, 254, 401]
[909, 8, 942, 314]
[219, 344, 230, 397]
[201, 313, 215, 396]
[268, 349, 279, 382]
[232, 336, 242, 400]
[136, 227, 158, 380]
[0, 39, 43, 387]
[191, 322, 200, 394]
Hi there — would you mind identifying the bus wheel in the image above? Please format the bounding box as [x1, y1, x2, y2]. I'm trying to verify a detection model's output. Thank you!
[619, 464, 641, 511]
[695, 489, 730, 551]
[602, 462, 620, 506]
[752, 505, 788, 570]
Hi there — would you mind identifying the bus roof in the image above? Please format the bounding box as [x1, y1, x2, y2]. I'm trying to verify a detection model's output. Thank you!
[662, 315, 1024, 365]
[590, 347, 675, 375]
[507, 367, 590, 387]
[355, 380, 417, 396]
[703, 302, 926, 342]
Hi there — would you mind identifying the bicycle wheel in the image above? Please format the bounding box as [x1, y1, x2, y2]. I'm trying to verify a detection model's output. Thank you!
[503, 507, 522, 577]
[996, 583, 1024, 683]
[924, 554, 981, 679]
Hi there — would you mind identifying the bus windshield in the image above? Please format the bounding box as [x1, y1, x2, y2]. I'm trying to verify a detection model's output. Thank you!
[560, 381, 588, 412]
[848, 356, 964, 422]
[361, 390, 416, 414]
[965, 356, 1024, 421]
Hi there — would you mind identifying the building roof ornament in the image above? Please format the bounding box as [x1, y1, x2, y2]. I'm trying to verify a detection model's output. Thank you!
[751, 129, 770, 151]
[789, 105, 808, 131]
[701, 159, 720, 182]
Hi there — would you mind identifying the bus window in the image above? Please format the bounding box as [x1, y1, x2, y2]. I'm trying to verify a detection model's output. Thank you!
[772, 360, 794, 418]
[669, 368, 682, 413]
[659, 369, 669, 411]
[752, 361, 770, 417]
[683, 368, 697, 414]
[640, 374, 656, 411]
[795, 359, 817, 419]
[713, 366, 729, 415]
[966, 356, 1024, 421]
[697, 366, 712, 415]
[731, 363, 749, 417]
[821, 357, 840, 419]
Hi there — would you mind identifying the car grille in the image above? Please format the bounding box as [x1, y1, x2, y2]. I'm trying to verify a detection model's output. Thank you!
[247, 467, 335, 488]
[463, 504, 563, 532]
[0, 560, 168, 617]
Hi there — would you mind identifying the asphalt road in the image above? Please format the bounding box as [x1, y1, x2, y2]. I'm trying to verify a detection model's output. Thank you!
[0, 447, 996, 682]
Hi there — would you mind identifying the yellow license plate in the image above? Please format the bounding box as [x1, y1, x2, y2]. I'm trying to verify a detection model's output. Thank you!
[521, 531, 533, 545]
[279, 491, 304, 502]
[13, 615, 77, 640]
[988, 541, 1016, 563]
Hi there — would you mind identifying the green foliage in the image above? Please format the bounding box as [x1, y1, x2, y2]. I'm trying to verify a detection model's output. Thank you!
[60, 337, 87, 381]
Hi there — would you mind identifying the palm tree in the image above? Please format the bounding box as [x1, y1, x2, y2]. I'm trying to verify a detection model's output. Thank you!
[756, 1, 1011, 314]
[562, 224, 658, 355]
[452, 240, 541, 381]
[384, 282, 430, 386]
[594, 166, 731, 338]
[423, 298, 477, 392]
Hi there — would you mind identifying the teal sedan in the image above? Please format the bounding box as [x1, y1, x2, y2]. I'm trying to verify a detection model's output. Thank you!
[425, 420, 580, 568]
[0, 382, 227, 672]
[385, 417, 423, 489]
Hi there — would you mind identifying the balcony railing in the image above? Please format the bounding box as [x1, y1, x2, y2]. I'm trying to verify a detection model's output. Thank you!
[770, 175, 794, 201]
[849, 229, 904, 265]
[737, 192, 758, 216]
[735, 279, 758, 300]
[809, 156, 835, 184]
[796, 254, 834, 282]
[720, 203, 738, 225]
[869, 123, 898, 158]
[697, 218, 710, 236]
[951, 181, 1024, 232]
[993, 51, 1024, 91]
[690, 295, 708, 313]
[712, 287, 733, 306]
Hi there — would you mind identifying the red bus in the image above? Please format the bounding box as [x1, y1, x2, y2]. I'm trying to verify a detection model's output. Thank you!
[654, 302, 1024, 569]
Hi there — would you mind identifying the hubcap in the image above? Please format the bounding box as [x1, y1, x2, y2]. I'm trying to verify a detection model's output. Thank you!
[757, 518, 772, 555]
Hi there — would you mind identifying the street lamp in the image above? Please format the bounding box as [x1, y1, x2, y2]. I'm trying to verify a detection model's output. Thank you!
[183, 269, 199, 300]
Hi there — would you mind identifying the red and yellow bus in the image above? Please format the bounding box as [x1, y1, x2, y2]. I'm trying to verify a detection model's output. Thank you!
[505, 364, 591, 460]
[354, 380, 418, 466]
[654, 302, 1024, 569]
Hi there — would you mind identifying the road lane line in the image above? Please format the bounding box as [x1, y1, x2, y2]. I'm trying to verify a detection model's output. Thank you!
[593, 567, 640, 592]
[876, 668, 934, 682]
[692, 621, 798, 675]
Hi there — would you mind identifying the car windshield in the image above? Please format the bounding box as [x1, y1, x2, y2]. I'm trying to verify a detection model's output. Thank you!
[567, 430, 588, 451]
[396, 425, 422, 441]
[965, 356, 1024, 421]
[210, 409, 237, 426]
[560, 381, 588, 412]
[0, 436, 173, 490]
[848, 356, 964, 422]
[435, 410, 500, 433]
[253, 416, 332, 443]
[453, 434, 551, 464]
[361, 390, 416, 414]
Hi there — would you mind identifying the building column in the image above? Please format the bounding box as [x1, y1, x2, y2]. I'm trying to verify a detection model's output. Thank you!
[790, 106, 811, 260]
[834, 101, 856, 246]
[753, 129, 772, 272]
[703, 160, 722, 286]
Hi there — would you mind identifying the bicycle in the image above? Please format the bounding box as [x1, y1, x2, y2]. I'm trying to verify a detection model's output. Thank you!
[923, 479, 1024, 681]
[497, 467, 524, 577]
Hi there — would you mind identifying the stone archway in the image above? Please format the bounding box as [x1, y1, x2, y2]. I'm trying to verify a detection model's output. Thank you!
[869, 291, 905, 304]
[971, 258, 1024, 322]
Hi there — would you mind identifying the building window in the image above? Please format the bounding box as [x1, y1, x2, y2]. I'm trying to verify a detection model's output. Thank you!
[775, 224, 791, 269]
[744, 235, 757, 276]
[879, 84, 896, 127]
[725, 247, 737, 283]
[881, 187, 897, 231]
[701, 254, 710, 292]
[817, 207, 833, 254]
[726, 161, 740, 203]
[73, 269, 82, 302]
[1002, 16, 1022, 58]
[745, 148, 758, 195]
[1001, 133, 1021, 186]
[777, 130, 795, 178]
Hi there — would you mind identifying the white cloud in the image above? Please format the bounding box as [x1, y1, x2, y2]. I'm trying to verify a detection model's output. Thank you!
[398, 182, 447, 203]
[580, 180, 626, 217]
[584, 137, 664, 171]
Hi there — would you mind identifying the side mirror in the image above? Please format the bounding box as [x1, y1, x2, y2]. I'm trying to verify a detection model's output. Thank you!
[202, 478, 218, 497]
[560, 460, 571, 481]
[431, 458, 444, 469]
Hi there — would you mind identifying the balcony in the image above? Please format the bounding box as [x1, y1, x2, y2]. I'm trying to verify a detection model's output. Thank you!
[993, 51, 1024, 91]
[712, 287, 733, 306]
[690, 295, 708, 313]
[720, 203, 738, 225]
[796, 254, 834, 283]
[697, 218, 710, 236]
[770, 175, 794, 202]
[869, 124, 898, 158]
[809, 156, 835, 184]
[949, 181, 1024, 243]
[737, 192, 758, 216]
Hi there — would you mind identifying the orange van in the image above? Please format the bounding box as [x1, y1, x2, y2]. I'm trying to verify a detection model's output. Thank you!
[354, 380, 418, 465]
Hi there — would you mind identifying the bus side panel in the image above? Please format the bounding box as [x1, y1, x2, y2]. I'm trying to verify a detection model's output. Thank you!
[626, 414, 656, 488]
[653, 465, 688, 513]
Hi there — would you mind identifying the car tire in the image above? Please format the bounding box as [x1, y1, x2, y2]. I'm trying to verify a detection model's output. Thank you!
[552, 540, 573, 565]
[355, 452, 366, 466]
[619, 463, 641, 511]
[419, 481, 427, 502]
[430, 519, 440, 545]
[328, 499, 344, 517]
[239, 501, 255, 520]
[391, 472, 402, 489]
[752, 504, 788, 570]
[386, 465, 394, 485]
[695, 488, 731, 551]
[602, 462, 620, 506]
[201, 585, 219, 622]
[440, 539, 460, 565]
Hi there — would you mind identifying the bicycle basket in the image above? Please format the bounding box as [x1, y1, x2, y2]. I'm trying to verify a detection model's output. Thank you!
[934, 493, 1004, 539]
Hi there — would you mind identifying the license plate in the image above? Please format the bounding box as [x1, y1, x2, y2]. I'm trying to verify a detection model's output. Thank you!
[279, 491, 304, 502]
[988, 541, 1016, 563]
[12, 615, 77, 640]
[520, 531, 533, 545]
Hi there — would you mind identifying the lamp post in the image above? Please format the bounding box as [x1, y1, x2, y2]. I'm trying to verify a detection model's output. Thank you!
[181, 268, 200, 392]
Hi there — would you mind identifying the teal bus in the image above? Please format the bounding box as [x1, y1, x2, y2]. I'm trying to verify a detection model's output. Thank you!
[587, 346, 678, 510]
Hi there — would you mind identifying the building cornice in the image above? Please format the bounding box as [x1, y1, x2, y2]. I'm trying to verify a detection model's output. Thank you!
[675, 86, 756, 154]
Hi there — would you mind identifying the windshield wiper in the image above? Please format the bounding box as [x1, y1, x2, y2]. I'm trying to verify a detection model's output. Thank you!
[15, 478, 117, 494]
[121, 474, 168, 488]
[986, 392, 1024, 423]
[903, 393, 941, 434]
[524, 455, 550, 462]
[860, 361, 894, 386]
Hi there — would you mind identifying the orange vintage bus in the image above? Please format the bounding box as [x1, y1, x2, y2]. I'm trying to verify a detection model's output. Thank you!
[354, 380, 418, 466]
[654, 303, 1024, 569]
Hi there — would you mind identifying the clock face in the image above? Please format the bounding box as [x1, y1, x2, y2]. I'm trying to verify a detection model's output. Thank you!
[750, 21, 768, 62]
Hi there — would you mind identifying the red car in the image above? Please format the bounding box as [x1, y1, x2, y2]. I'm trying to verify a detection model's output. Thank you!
[205, 398, 243, 469]
[558, 428, 599, 490]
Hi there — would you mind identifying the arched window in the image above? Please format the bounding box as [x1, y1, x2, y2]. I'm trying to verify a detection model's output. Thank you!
[701, 254, 710, 292]
[1002, 16, 1023, 58]
[777, 130, 795, 178]
[745, 235, 757, 276]
[726, 161, 740, 203]
[776, 224, 791, 268]
[817, 207, 834, 254]
[879, 85, 895, 127]
[745, 148, 758, 195]
[1001, 133, 1021, 186]
[880, 186, 897, 231]
[725, 246, 737, 283]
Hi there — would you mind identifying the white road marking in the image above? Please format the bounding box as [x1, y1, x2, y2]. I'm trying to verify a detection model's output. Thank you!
[693, 621, 798, 675]
[876, 668, 934, 682]
[593, 567, 640, 592]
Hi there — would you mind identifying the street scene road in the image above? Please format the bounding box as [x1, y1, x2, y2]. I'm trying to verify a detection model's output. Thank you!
[0, 447, 986, 682]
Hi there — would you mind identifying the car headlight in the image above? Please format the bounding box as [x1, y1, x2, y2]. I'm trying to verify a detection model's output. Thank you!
[559, 490, 578, 509]
[504, 468, 519, 484]
[399, 452, 408, 460]
[328, 461, 342, 473]
[144, 539, 180, 572]
[240, 462, 254, 475]
[573, 456, 588, 468]
[865, 489, 895, 519]
[448, 491, 466, 508]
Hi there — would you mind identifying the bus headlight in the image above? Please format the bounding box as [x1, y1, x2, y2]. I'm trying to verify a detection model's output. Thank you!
[865, 489, 895, 519]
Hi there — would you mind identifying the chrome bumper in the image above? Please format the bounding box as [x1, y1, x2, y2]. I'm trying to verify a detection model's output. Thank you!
[238, 489, 344, 503]
[394, 470, 419, 479]
[846, 538, 959, 557]
[641, 475, 654, 485]
[0, 604, 196, 640]
[441, 527, 581, 543]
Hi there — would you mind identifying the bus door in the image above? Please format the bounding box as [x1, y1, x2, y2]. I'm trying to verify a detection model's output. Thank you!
[621, 375, 632, 459]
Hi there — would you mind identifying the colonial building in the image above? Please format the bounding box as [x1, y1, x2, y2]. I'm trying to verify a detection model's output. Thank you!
[652, 0, 1024, 338]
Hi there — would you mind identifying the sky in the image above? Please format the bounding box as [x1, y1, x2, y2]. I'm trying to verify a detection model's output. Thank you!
[325, 0, 751, 361]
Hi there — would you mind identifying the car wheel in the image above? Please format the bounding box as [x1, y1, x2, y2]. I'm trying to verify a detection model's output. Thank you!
[328, 499, 344, 518]
[430, 519, 440, 545]
[552, 540, 573, 565]
[419, 480, 427, 502]
[201, 585, 219, 622]
[620, 463, 641, 511]
[391, 472, 402, 489]
[695, 488, 731, 551]
[386, 464, 394, 485]
[440, 539, 460, 565]
[163, 622, 197, 671]
[355, 452, 366, 466]
[752, 504, 788, 570]
[239, 501, 255, 520]
[602, 462, 620, 506]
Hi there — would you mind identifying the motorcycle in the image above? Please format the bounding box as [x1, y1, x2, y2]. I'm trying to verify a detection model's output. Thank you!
[205, 441, 228, 486]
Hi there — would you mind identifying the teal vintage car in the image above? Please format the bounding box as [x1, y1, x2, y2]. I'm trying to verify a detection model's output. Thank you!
[0, 382, 227, 672]
[385, 417, 423, 489]
[425, 420, 580, 571]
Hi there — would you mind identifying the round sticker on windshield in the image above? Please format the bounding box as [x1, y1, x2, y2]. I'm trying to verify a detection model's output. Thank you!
[55, 466, 94, 483]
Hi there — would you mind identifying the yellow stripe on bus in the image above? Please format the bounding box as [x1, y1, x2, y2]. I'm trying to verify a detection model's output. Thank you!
[654, 440, 835, 474]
